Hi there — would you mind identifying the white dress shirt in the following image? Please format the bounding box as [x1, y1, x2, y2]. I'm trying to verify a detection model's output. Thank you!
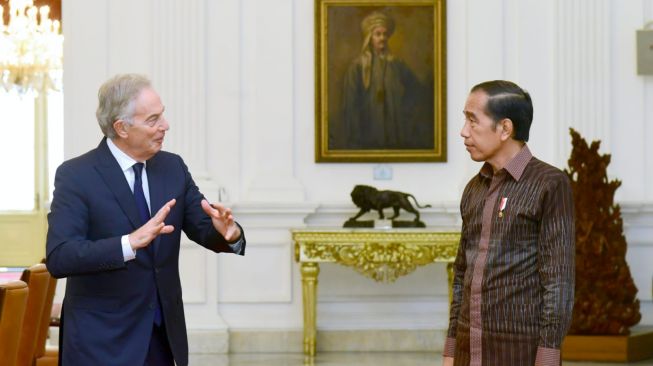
[107, 138, 149, 261]
[106, 139, 243, 261]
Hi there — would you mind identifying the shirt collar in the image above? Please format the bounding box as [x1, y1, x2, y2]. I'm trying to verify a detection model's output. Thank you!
[106, 138, 145, 173]
[479, 144, 532, 182]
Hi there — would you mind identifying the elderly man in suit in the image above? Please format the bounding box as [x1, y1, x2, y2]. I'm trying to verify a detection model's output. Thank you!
[46, 74, 245, 366]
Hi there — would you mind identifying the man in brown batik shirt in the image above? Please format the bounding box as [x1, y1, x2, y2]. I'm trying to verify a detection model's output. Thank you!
[443, 80, 575, 366]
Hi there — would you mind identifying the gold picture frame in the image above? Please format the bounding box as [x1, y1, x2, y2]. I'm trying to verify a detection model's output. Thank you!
[315, 0, 446, 162]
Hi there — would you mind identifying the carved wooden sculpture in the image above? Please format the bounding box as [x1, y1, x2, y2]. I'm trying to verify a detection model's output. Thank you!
[565, 128, 641, 335]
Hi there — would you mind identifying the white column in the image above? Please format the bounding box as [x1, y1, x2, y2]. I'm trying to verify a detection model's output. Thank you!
[462, 0, 504, 179]
[151, 0, 209, 180]
[107, 0, 152, 75]
[240, 0, 305, 202]
[502, 0, 520, 81]
[206, 0, 243, 203]
[554, 0, 611, 165]
[149, 0, 227, 333]
[62, 0, 110, 158]
[466, 0, 504, 85]
[506, 0, 556, 164]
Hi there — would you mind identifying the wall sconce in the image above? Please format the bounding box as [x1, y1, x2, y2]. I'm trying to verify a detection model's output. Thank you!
[637, 21, 653, 75]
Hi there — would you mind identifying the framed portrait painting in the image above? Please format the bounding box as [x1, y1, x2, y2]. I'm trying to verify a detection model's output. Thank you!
[315, 0, 446, 162]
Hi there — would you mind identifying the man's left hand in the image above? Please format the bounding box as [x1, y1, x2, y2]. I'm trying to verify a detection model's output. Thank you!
[201, 199, 241, 242]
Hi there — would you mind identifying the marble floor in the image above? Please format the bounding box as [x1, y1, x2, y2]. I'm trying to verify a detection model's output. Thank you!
[189, 352, 653, 366]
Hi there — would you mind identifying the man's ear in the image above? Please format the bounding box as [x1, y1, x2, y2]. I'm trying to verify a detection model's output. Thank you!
[499, 119, 513, 141]
[113, 120, 129, 138]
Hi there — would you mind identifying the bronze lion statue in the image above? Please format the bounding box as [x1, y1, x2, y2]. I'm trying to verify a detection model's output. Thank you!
[348, 185, 431, 222]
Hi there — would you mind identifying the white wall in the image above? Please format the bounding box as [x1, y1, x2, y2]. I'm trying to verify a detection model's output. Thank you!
[61, 0, 653, 344]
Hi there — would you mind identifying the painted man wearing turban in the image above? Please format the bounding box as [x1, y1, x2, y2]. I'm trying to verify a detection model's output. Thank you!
[340, 11, 432, 150]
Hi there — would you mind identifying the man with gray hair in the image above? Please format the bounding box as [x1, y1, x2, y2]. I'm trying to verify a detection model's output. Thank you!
[46, 74, 246, 366]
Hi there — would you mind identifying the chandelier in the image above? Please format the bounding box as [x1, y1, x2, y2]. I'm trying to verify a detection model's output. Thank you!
[0, 0, 63, 94]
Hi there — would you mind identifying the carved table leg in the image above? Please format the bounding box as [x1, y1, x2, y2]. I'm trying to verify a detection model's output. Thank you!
[301, 262, 320, 356]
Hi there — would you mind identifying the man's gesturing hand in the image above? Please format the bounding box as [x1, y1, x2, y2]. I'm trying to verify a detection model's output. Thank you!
[129, 198, 176, 250]
[201, 199, 241, 242]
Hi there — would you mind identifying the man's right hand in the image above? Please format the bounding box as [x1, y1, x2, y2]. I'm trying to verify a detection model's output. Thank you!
[442, 356, 454, 366]
[128, 198, 176, 250]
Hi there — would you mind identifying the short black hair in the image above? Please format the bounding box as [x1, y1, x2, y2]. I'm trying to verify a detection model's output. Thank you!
[471, 80, 533, 142]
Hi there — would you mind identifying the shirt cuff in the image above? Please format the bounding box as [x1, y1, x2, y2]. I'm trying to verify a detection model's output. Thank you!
[534, 346, 560, 366]
[228, 236, 244, 255]
[443, 337, 456, 358]
[121, 235, 137, 261]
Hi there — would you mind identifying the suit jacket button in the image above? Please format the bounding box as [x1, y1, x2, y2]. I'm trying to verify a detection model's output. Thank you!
[149, 302, 155, 309]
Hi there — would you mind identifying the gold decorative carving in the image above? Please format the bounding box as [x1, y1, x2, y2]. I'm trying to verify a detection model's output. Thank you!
[292, 229, 459, 355]
[303, 242, 455, 282]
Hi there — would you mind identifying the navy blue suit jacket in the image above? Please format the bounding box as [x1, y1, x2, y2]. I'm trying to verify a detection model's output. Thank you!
[46, 138, 245, 366]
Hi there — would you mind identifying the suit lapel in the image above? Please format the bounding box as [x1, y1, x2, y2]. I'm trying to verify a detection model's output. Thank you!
[145, 153, 167, 258]
[94, 138, 142, 230]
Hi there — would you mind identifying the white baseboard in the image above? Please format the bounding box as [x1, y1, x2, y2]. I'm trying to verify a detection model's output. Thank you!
[47, 327, 447, 354]
[228, 329, 447, 353]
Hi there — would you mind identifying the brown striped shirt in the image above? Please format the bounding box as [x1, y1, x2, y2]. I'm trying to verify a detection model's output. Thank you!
[444, 145, 575, 366]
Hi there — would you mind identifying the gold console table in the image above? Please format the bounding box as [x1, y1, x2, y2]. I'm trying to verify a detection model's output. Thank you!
[292, 228, 460, 356]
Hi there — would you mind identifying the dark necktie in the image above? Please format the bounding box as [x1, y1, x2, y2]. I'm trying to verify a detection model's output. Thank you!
[132, 163, 163, 326]
[132, 163, 151, 223]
